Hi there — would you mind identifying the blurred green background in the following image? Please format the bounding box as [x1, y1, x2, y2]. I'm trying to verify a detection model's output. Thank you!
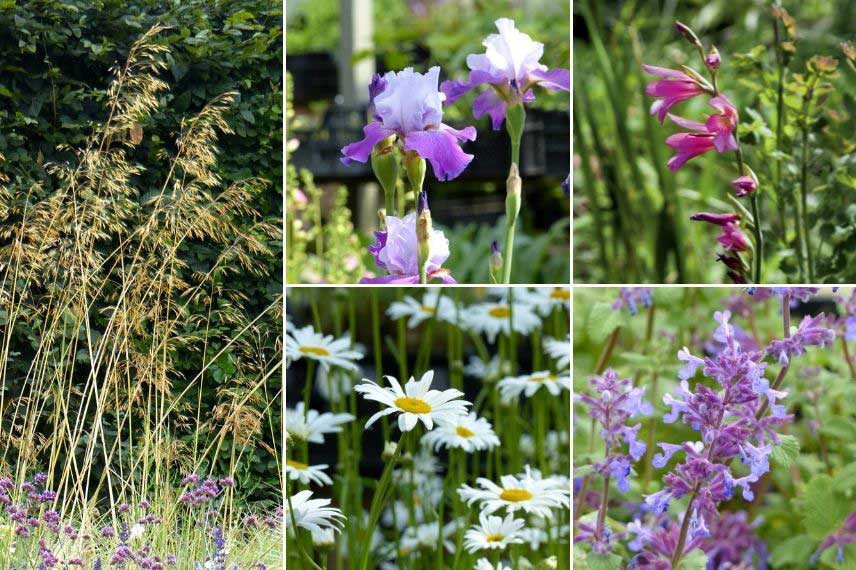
[573, 0, 855, 284]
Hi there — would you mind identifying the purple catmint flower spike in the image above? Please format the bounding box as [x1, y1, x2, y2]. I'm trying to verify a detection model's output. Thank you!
[575, 369, 652, 553]
[612, 288, 653, 316]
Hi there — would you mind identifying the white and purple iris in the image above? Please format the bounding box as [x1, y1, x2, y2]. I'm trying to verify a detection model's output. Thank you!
[341, 66, 476, 181]
[360, 211, 455, 284]
[440, 18, 570, 130]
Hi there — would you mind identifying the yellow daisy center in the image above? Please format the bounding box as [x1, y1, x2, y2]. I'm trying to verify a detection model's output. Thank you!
[299, 346, 330, 357]
[456, 426, 475, 438]
[485, 533, 505, 543]
[500, 488, 533, 502]
[488, 307, 510, 318]
[420, 305, 436, 314]
[286, 459, 308, 470]
[531, 374, 558, 383]
[395, 397, 432, 414]
[550, 289, 571, 300]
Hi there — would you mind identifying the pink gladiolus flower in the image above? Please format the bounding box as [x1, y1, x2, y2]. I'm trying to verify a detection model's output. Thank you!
[717, 223, 749, 252]
[690, 212, 740, 226]
[642, 65, 705, 123]
[706, 47, 721, 70]
[665, 96, 739, 171]
[731, 175, 756, 197]
[705, 95, 739, 152]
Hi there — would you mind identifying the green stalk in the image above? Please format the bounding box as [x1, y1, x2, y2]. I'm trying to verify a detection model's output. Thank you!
[502, 104, 525, 284]
[358, 431, 409, 570]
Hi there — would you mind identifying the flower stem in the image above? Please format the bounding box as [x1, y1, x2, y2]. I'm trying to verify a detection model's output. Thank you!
[502, 105, 525, 284]
[841, 336, 856, 380]
[749, 193, 763, 283]
[384, 187, 395, 218]
[358, 431, 408, 570]
[670, 488, 699, 568]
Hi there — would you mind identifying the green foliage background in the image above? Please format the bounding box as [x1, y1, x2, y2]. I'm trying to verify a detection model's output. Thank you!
[0, 0, 282, 500]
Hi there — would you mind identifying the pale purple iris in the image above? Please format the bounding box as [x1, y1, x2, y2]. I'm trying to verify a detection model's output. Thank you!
[440, 18, 570, 130]
[361, 212, 455, 284]
[341, 67, 476, 181]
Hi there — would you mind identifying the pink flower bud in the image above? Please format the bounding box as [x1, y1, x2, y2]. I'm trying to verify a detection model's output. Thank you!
[706, 46, 721, 70]
[690, 212, 740, 226]
[731, 175, 757, 197]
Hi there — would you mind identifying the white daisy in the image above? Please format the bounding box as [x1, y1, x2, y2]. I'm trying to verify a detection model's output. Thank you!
[315, 363, 357, 404]
[398, 520, 460, 558]
[354, 370, 471, 432]
[285, 490, 345, 535]
[464, 354, 506, 383]
[475, 560, 513, 570]
[386, 290, 457, 328]
[516, 287, 571, 316]
[310, 527, 336, 547]
[463, 301, 541, 343]
[517, 526, 550, 550]
[421, 412, 500, 452]
[286, 325, 363, 371]
[496, 370, 571, 403]
[464, 512, 525, 553]
[285, 402, 354, 444]
[393, 448, 443, 485]
[543, 334, 571, 370]
[285, 459, 333, 486]
[458, 465, 570, 518]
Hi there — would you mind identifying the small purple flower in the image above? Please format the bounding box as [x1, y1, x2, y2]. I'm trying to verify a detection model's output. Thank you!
[441, 18, 569, 130]
[341, 67, 476, 181]
[690, 212, 740, 226]
[766, 314, 835, 364]
[612, 287, 653, 316]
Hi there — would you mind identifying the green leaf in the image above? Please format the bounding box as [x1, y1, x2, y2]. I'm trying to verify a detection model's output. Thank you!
[834, 463, 856, 493]
[802, 474, 852, 539]
[587, 552, 624, 570]
[771, 434, 800, 468]
[679, 549, 708, 570]
[770, 534, 816, 567]
[587, 301, 623, 344]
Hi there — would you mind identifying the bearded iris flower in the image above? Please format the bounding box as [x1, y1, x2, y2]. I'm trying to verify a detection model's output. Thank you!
[341, 66, 476, 182]
[440, 18, 570, 130]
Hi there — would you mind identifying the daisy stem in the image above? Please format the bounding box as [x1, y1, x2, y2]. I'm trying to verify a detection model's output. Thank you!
[302, 360, 316, 464]
[359, 430, 409, 570]
[535, 391, 547, 473]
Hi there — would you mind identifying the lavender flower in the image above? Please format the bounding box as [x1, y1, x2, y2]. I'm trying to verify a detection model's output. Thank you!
[636, 308, 833, 566]
[441, 18, 569, 130]
[612, 288, 653, 316]
[766, 314, 835, 365]
[812, 511, 856, 565]
[575, 369, 651, 553]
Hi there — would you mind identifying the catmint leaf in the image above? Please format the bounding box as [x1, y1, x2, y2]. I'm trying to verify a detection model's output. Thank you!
[680, 549, 709, 570]
[587, 552, 624, 570]
[771, 434, 800, 468]
[587, 302, 623, 344]
[833, 462, 856, 493]
[770, 535, 815, 567]
[821, 417, 856, 440]
[802, 474, 852, 539]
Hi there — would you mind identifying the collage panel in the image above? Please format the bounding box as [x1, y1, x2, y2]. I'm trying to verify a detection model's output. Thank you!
[573, 1, 855, 284]
[572, 287, 856, 569]
[286, 1, 571, 285]
[285, 287, 571, 568]
[0, 2, 283, 568]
